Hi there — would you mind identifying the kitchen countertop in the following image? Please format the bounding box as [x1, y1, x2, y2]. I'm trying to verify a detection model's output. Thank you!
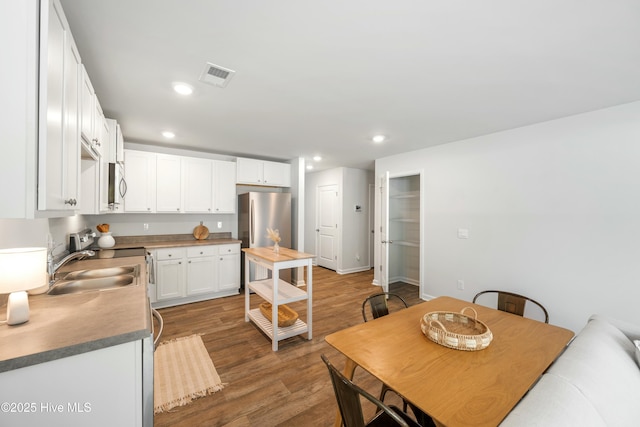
[113, 238, 241, 250]
[0, 256, 150, 373]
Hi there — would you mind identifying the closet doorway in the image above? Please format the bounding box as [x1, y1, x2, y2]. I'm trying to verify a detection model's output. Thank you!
[380, 172, 422, 298]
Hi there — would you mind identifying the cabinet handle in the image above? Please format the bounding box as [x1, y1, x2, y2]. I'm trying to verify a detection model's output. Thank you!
[147, 207, 151, 211]
[168, 254, 172, 257]
[64, 198, 77, 206]
[188, 261, 191, 263]
[200, 251, 203, 255]
[178, 261, 182, 264]
[177, 208, 180, 211]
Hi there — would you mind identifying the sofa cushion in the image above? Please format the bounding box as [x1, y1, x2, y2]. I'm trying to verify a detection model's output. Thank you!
[502, 316, 640, 426]
[545, 316, 640, 426]
[499, 374, 607, 427]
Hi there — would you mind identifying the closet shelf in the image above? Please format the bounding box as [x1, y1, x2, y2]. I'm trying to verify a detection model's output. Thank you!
[390, 218, 419, 223]
[389, 191, 419, 199]
[390, 240, 420, 247]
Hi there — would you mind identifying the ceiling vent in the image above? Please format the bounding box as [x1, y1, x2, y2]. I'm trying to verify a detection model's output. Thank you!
[199, 62, 235, 88]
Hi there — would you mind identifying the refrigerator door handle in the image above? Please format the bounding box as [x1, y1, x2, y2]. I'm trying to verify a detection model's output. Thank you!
[250, 199, 255, 245]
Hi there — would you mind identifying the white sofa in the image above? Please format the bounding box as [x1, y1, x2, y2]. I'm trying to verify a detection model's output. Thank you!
[500, 315, 640, 427]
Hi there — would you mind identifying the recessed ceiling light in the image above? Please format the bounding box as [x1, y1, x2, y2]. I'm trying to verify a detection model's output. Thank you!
[162, 131, 175, 139]
[172, 82, 193, 95]
[306, 165, 314, 170]
[372, 135, 386, 143]
[313, 156, 322, 162]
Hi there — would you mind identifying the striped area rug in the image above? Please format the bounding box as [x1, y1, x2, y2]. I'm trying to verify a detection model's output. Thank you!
[154, 334, 224, 414]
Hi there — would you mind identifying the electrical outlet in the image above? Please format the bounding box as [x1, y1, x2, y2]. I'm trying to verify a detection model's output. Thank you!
[457, 279, 465, 290]
[217, 221, 222, 229]
[143, 223, 149, 231]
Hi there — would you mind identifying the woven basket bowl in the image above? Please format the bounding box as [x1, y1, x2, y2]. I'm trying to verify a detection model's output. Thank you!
[259, 302, 299, 327]
[420, 307, 493, 351]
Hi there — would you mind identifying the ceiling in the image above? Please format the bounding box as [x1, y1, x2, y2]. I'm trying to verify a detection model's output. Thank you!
[59, 0, 640, 172]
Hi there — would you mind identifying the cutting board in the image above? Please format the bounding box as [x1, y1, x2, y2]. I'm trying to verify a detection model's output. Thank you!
[193, 221, 210, 240]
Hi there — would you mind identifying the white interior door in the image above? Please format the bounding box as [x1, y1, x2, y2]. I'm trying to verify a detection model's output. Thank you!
[317, 184, 338, 271]
[380, 172, 390, 292]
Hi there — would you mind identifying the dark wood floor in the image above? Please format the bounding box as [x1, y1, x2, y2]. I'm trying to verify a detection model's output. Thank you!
[154, 266, 422, 427]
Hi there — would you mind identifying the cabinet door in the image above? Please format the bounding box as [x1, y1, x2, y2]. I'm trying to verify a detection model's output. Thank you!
[183, 157, 213, 213]
[97, 113, 110, 212]
[124, 150, 156, 212]
[187, 256, 216, 295]
[80, 65, 94, 145]
[79, 159, 99, 214]
[63, 31, 81, 207]
[263, 161, 291, 187]
[92, 97, 106, 157]
[156, 154, 182, 212]
[0, 340, 143, 426]
[217, 253, 240, 291]
[213, 160, 236, 213]
[115, 123, 124, 163]
[236, 157, 263, 185]
[156, 259, 184, 300]
[38, 0, 80, 211]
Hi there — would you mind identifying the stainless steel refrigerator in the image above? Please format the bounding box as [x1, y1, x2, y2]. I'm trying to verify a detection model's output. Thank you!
[238, 192, 292, 286]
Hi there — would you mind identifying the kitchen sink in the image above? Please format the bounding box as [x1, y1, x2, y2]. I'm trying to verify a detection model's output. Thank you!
[48, 265, 139, 295]
[60, 265, 138, 280]
[48, 275, 136, 295]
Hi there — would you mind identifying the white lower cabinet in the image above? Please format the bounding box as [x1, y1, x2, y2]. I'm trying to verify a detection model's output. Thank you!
[0, 339, 151, 427]
[152, 244, 240, 308]
[186, 246, 216, 295]
[217, 244, 241, 291]
[155, 247, 185, 300]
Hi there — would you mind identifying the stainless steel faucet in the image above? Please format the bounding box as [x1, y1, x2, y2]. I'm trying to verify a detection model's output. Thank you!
[48, 250, 95, 285]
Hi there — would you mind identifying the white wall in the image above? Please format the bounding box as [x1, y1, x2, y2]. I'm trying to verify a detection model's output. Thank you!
[86, 213, 237, 238]
[375, 101, 640, 333]
[305, 167, 373, 274]
[0, 215, 89, 257]
[342, 168, 374, 272]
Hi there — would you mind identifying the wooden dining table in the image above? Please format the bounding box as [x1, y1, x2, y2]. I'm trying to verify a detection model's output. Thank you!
[325, 296, 574, 427]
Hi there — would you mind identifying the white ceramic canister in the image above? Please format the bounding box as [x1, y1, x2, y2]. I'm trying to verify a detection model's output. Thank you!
[98, 232, 116, 248]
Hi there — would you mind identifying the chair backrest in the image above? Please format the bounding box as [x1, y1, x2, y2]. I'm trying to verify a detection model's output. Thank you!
[321, 354, 410, 427]
[472, 290, 549, 323]
[362, 292, 409, 322]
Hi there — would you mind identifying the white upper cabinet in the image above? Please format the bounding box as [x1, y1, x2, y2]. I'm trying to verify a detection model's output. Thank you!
[106, 119, 125, 164]
[79, 65, 96, 155]
[0, 1, 38, 218]
[213, 160, 236, 213]
[236, 157, 291, 187]
[79, 65, 108, 158]
[124, 150, 237, 214]
[156, 154, 183, 213]
[92, 98, 107, 157]
[37, 0, 81, 211]
[263, 160, 291, 187]
[183, 157, 213, 213]
[124, 150, 156, 213]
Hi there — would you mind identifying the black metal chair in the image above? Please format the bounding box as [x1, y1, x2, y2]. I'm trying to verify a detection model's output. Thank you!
[321, 354, 424, 427]
[472, 290, 549, 323]
[361, 292, 408, 322]
[361, 292, 434, 426]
